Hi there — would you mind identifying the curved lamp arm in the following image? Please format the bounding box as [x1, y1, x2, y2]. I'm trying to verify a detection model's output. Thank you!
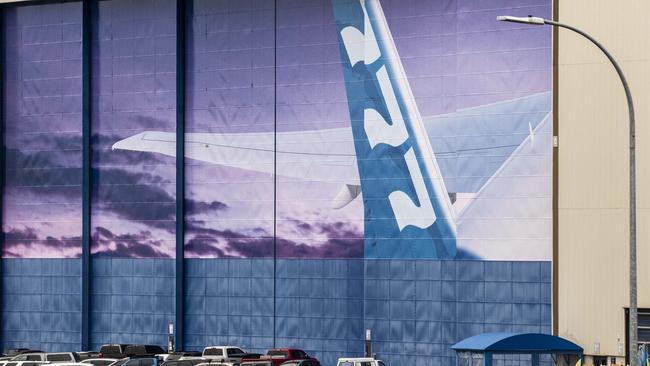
[498, 14, 637, 366]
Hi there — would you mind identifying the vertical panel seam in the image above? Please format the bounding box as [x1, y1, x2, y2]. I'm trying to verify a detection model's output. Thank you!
[175, 0, 186, 352]
[273, 0, 278, 348]
[0, 2, 5, 351]
[81, 0, 93, 351]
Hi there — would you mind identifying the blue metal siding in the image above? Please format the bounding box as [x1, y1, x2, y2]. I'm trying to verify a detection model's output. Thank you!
[1, 259, 82, 351]
[89, 259, 175, 350]
[364, 260, 551, 366]
[3, 258, 550, 366]
[184, 259, 275, 353]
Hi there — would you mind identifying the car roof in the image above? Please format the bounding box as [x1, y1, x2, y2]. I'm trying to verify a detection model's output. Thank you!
[337, 359, 378, 363]
[81, 359, 118, 362]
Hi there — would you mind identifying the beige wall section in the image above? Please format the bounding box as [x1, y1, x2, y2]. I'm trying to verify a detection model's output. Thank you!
[558, 0, 650, 360]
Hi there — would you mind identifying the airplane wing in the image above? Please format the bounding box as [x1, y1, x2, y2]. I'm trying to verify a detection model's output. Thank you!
[112, 91, 550, 196]
[424, 91, 551, 193]
[112, 128, 359, 183]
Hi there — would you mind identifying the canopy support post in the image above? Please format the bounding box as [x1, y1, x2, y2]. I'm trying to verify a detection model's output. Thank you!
[484, 353, 492, 366]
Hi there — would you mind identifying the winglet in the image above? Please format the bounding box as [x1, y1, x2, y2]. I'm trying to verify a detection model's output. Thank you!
[331, 184, 362, 209]
[112, 131, 177, 158]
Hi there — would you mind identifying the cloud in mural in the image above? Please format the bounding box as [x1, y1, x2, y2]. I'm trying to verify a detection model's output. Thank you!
[91, 226, 171, 258]
[3, 128, 233, 258]
[2, 227, 82, 258]
[183, 219, 363, 258]
[5, 148, 81, 199]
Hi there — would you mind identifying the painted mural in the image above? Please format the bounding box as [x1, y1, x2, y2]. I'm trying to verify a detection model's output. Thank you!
[2, 2, 83, 258]
[3, 0, 551, 260]
[90, 0, 177, 258]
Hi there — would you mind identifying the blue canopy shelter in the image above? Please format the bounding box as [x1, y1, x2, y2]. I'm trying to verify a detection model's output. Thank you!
[452, 333, 583, 366]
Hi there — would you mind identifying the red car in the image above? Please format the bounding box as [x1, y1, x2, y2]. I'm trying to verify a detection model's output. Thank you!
[240, 349, 319, 366]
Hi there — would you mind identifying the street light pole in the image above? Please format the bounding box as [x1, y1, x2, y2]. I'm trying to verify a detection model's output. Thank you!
[498, 15, 637, 366]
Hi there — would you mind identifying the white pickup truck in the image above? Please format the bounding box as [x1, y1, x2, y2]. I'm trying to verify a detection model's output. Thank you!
[201, 347, 246, 362]
[336, 358, 387, 366]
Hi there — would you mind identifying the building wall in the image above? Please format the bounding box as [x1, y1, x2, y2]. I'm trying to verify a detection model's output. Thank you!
[557, 0, 650, 361]
[1, 259, 82, 351]
[90, 259, 175, 349]
[2, 259, 550, 366]
[1, 0, 553, 364]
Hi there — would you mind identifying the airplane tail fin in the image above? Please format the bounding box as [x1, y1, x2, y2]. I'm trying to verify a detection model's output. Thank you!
[332, 0, 457, 258]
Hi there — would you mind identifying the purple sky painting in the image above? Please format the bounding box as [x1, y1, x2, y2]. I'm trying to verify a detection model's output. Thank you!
[2, 0, 551, 259]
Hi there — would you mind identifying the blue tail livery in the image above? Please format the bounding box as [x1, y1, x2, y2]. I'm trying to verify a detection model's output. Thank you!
[332, 0, 457, 258]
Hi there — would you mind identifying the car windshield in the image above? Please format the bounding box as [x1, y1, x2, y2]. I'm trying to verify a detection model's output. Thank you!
[100, 347, 121, 354]
[203, 350, 222, 356]
[47, 354, 72, 362]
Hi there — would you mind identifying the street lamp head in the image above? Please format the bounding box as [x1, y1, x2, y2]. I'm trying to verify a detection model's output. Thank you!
[497, 15, 546, 25]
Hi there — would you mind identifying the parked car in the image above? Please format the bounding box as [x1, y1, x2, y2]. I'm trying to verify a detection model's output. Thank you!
[2, 351, 40, 360]
[122, 357, 163, 366]
[109, 359, 129, 366]
[1, 352, 41, 363]
[266, 351, 310, 360]
[124, 346, 165, 358]
[81, 358, 118, 366]
[195, 362, 238, 366]
[161, 353, 202, 362]
[78, 353, 101, 361]
[98, 345, 131, 359]
[280, 360, 320, 366]
[46, 353, 81, 363]
[336, 358, 386, 366]
[10, 353, 46, 362]
[161, 359, 206, 366]
[241, 349, 315, 366]
[202, 347, 246, 362]
[241, 358, 276, 366]
[3, 361, 50, 366]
